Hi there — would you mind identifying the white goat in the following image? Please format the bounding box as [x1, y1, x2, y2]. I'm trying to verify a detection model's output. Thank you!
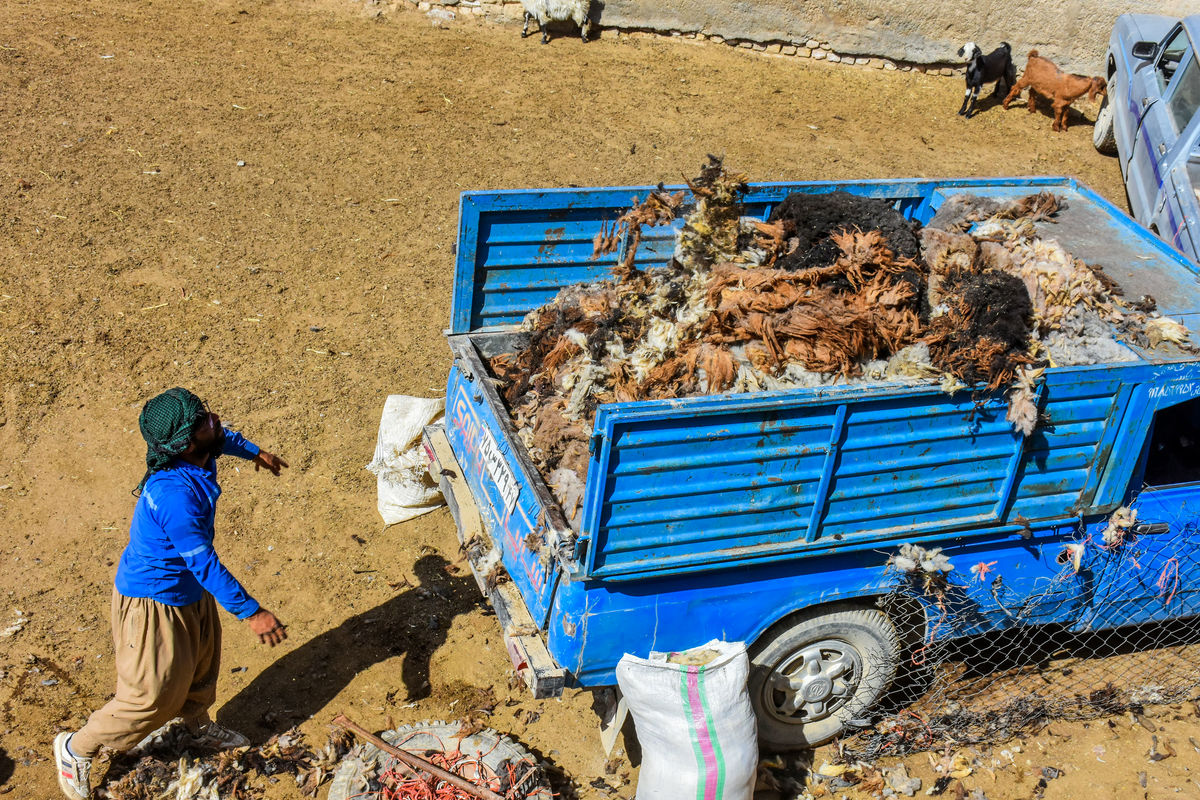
[520, 0, 591, 44]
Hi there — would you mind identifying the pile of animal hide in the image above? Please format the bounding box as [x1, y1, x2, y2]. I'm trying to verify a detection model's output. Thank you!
[489, 158, 1192, 519]
[103, 724, 353, 800]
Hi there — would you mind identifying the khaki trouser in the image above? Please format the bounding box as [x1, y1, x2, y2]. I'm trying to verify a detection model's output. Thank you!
[71, 589, 221, 757]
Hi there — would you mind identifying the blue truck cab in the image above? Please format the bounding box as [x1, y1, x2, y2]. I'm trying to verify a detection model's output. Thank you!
[423, 176, 1200, 749]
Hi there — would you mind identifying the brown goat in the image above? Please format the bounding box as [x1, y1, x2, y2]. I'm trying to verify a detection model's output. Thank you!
[1003, 50, 1106, 132]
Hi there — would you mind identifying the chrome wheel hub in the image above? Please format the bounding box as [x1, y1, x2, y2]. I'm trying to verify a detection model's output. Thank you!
[764, 640, 862, 723]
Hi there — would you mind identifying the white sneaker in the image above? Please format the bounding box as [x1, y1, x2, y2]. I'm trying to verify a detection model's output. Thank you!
[191, 721, 250, 750]
[53, 732, 92, 800]
[130, 716, 185, 754]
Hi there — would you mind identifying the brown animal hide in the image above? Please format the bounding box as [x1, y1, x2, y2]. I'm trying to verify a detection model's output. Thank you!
[926, 191, 1067, 232]
[624, 187, 686, 277]
[530, 399, 590, 470]
[1011, 190, 1063, 221]
[687, 341, 737, 392]
[702, 231, 924, 375]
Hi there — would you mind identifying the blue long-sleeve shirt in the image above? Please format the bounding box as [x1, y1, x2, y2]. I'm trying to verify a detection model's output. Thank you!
[115, 430, 262, 619]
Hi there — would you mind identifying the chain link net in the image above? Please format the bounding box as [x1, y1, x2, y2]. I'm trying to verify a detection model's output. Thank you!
[841, 496, 1200, 761]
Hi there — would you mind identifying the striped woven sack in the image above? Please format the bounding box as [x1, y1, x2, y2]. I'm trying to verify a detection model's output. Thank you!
[616, 640, 757, 800]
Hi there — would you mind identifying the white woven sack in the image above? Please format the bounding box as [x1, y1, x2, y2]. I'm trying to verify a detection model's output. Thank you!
[616, 640, 758, 800]
[365, 395, 445, 525]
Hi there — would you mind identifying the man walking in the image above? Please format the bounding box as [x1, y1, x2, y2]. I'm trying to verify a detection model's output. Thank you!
[54, 387, 289, 800]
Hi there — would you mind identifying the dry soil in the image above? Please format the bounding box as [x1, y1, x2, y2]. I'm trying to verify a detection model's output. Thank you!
[2, 0, 1194, 798]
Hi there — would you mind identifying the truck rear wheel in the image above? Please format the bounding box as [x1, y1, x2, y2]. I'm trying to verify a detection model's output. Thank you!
[1093, 96, 1117, 155]
[747, 607, 900, 750]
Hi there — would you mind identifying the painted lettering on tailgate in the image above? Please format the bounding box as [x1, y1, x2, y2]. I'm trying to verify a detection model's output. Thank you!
[481, 427, 520, 515]
[450, 379, 549, 597]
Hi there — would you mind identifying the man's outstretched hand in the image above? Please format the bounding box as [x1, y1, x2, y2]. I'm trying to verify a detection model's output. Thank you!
[253, 450, 288, 476]
[247, 608, 288, 647]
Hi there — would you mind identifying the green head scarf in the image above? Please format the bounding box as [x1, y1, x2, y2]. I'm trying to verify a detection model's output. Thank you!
[136, 387, 207, 493]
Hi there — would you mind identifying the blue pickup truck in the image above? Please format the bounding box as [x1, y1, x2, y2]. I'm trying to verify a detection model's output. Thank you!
[423, 175, 1200, 749]
[1094, 13, 1200, 264]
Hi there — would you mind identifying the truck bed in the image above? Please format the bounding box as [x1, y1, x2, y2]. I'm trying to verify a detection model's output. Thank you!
[441, 176, 1200, 631]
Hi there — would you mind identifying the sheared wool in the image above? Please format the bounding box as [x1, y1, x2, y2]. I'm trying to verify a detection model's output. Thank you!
[1005, 234, 1123, 335]
[677, 155, 750, 267]
[492, 174, 1195, 518]
[926, 190, 1064, 232]
[922, 266, 1034, 389]
[1042, 309, 1139, 366]
[1102, 506, 1137, 548]
[889, 543, 954, 575]
[1062, 541, 1086, 573]
[971, 212, 1191, 363]
[925, 195, 1190, 379]
[169, 760, 219, 800]
[1006, 366, 1045, 437]
[547, 467, 586, 522]
[103, 727, 352, 800]
[768, 190, 922, 271]
[596, 185, 685, 279]
[920, 226, 979, 308]
[874, 343, 940, 380]
[1146, 316, 1190, 348]
[494, 222, 930, 515]
[889, 542, 956, 598]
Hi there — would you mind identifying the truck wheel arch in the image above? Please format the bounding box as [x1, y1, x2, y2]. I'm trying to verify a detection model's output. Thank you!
[744, 596, 927, 750]
[1093, 55, 1119, 156]
[747, 594, 928, 652]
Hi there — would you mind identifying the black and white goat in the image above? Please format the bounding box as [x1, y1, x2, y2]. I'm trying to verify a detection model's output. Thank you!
[957, 42, 1016, 117]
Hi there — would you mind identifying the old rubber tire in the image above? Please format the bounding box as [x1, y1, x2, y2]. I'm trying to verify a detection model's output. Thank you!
[1093, 95, 1117, 155]
[327, 721, 552, 800]
[748, 607, 900, 751]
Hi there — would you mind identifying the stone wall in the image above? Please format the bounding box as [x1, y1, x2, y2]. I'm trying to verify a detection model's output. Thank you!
[376, 0, 1195, 76]
[595, 0, 1195, 74]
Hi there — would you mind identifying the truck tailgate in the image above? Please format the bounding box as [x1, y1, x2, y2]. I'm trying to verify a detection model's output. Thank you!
[442, 351, 569, 626]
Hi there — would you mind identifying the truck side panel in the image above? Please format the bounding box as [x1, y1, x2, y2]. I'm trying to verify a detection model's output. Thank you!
[1013, 367, 1130, 518]
[548, 519, 1086, 685]
[445, 364, 560, 625]
[576, 363, 1187, 582]
[581, 384, 1027, 579]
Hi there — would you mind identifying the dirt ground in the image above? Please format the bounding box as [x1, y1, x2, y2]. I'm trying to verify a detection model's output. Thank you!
[1, 0, 1191, 797]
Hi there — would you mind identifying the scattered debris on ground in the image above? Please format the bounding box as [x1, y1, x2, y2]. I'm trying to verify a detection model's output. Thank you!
[102, 723, 352, 800]
[0, 608, 28, 638]
[324, 719, 552, 800]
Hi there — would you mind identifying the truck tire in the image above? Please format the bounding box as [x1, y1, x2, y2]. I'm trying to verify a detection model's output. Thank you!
[1093, 96, 1117, 155]
[747, 607, 900, 750]
[327, 721, 553, 800]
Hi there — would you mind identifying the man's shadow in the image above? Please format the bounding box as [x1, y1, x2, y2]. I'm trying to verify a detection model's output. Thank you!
[219, 553, 482, 738]
[0, 747, 13, 787]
